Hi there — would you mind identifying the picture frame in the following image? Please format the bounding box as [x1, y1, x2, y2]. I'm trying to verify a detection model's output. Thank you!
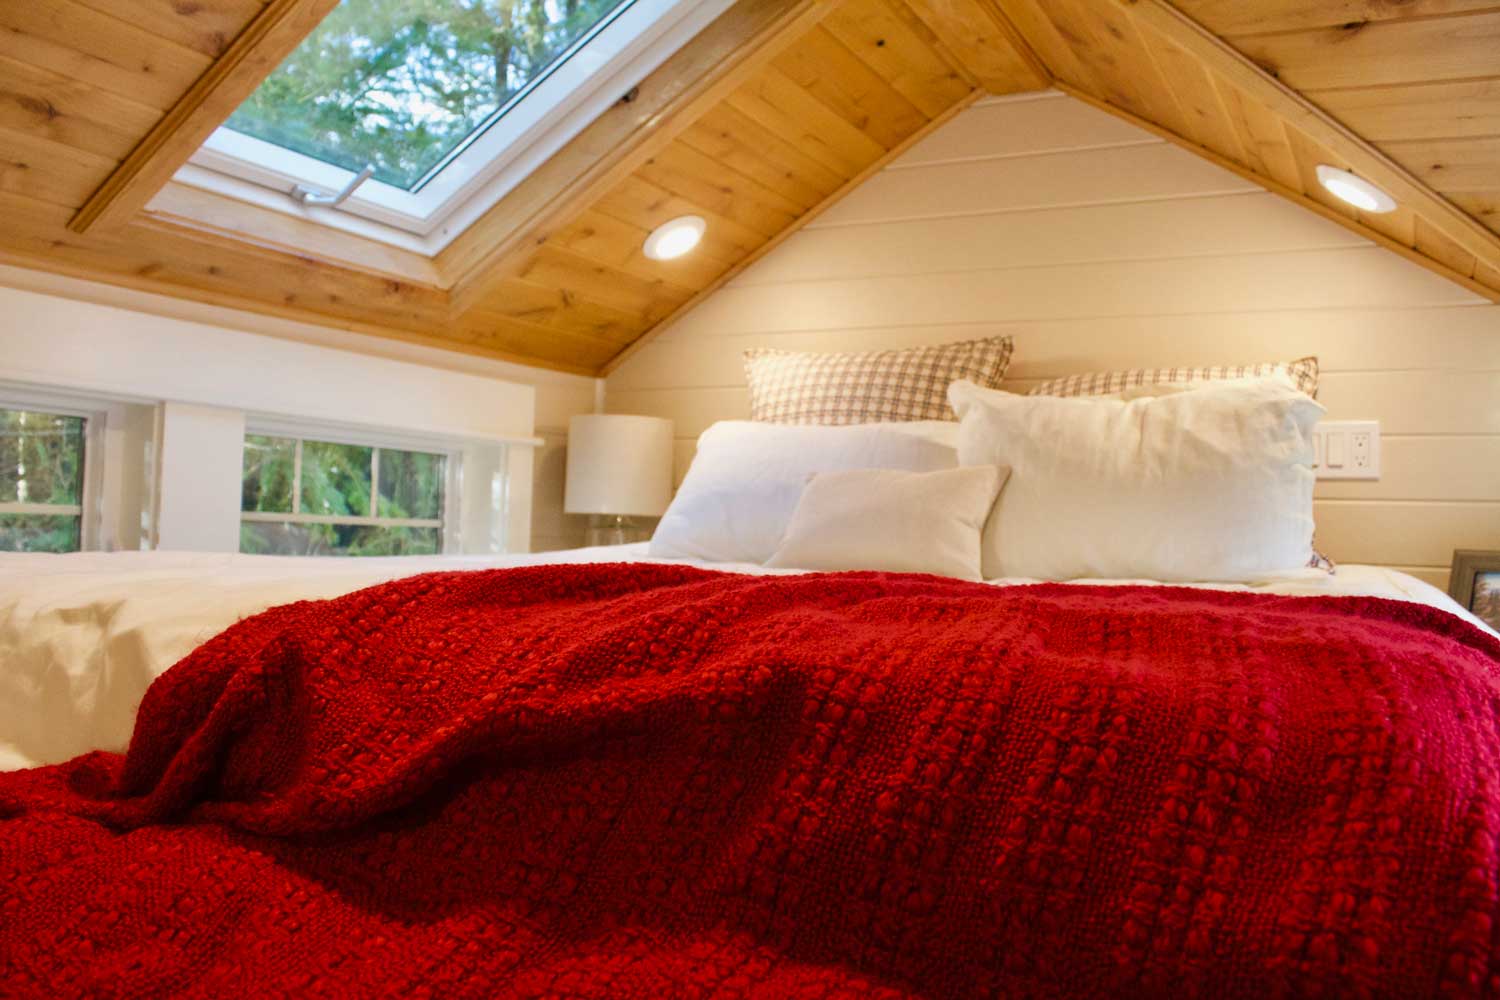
[1449, 550, 1500, 633]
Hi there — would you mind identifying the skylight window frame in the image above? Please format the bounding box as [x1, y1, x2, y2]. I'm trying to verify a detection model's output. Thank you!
[177, 0, 734, 252]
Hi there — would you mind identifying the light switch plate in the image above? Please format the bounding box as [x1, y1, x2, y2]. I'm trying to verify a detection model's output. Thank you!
[1311, 420, 1380, 480]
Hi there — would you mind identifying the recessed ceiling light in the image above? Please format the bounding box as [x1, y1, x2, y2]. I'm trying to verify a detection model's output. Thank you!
[1315, 165, 1397, 214]
[643, 215, 706, 260]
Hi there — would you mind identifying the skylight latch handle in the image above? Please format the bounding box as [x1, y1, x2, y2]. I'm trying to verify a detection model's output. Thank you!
[292, 165, 375, 208]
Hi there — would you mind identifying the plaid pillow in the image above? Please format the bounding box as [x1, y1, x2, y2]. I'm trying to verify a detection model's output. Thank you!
[1028, 356, 1319, 399]
[744, 338, 1013, 425]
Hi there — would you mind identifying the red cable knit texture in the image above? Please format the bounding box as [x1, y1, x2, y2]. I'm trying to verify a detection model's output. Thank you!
[3, 563, 1500, 998]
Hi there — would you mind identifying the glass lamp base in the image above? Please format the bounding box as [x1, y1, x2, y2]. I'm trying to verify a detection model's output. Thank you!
[585, 515, 649, 547]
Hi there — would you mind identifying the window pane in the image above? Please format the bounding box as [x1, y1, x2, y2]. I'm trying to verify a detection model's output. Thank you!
[378, 448, 444, 520]
[299, 440, 373, 517]
[242, 434, 296, 513]
[225, 0, 630, 190]
[0, 408, 85, 506]
[0, 514, 81, 553]
[241, 520, 440, 557]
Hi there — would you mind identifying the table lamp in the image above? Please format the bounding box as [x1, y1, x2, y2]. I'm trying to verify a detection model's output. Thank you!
[564, 414, 674, 546]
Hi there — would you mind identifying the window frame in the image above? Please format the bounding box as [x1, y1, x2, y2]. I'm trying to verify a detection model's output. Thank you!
[241, 420, 466, 555]
[0, 388, 116, 552]
[177, 0, 735, 250]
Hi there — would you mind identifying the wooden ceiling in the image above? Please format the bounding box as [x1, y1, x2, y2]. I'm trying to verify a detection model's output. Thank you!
[1002, 0, 1500, 302]
[0, 0, 1496, 376]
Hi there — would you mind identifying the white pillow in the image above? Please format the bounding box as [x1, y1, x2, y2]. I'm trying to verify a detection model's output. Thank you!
[649, 420, 958, 564]
[948, 379, 1323, 582]
[766, 465, 1008, 580]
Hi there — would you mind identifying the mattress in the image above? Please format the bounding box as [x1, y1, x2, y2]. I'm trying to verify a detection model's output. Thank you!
[0, 544, 1489, 772]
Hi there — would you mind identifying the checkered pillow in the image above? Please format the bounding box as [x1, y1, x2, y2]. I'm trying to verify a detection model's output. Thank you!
[744, 338, 1013, 425]
[1028, 357, 1319, 399]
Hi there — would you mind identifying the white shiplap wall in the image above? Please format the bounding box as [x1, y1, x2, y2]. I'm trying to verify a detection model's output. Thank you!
[0, 265, 601, 554]
[606, 91, 1500, 587]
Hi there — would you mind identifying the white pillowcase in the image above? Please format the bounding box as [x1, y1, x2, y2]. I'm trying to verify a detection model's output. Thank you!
[948, 379, 1324, 582]
[766, 465, 1008, 580]
[649, 420, 959, 565]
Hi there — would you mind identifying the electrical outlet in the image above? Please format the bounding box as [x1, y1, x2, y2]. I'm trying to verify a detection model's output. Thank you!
[1310, 421, 1380, 480]
[1350, 430, 1372, 470]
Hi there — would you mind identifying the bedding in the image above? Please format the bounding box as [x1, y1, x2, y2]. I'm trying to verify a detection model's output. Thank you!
[649, 419, 959, 565]
[1, 546, 1492, 773]
[743, 336, 1012, 424]
[765, 464, 1008, 579]
[950, 378, 1322, 582]
[1027, 356, 1320, 399]
[3, 562, 1500, 997]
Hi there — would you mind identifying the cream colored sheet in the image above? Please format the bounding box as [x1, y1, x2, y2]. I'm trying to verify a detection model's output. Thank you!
[0, 545, 1488, 771]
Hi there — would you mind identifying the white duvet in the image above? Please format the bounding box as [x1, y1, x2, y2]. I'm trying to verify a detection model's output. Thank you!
[0, 545, 1490, 772]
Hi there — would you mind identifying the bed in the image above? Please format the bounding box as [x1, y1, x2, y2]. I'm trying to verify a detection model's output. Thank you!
[0, 543, 1491, 773]
[4, 546, 1499, 997]
[5, 368, 1500, 997]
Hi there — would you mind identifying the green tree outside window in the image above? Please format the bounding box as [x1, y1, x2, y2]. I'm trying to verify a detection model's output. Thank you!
[0, 408, 85, 554]
[228, 0, 627, 190]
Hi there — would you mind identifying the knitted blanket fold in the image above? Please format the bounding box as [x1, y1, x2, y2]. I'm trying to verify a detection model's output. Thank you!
[3, 563, 1499, 998]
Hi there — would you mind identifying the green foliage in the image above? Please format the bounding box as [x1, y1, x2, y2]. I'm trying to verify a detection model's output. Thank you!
[241, 434, 446, 557]
[227, 0, 625, 189]
[0, 409, 85, 553]
[0, 515, 80, 554]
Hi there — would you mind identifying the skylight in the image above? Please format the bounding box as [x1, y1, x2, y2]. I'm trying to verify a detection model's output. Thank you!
[175, 0, 733, 252]
[226, 0, 631, 193]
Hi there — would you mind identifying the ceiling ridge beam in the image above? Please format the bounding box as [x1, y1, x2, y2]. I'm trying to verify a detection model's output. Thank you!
[1123, 0, 1500, 289]
[67, 0, 340, 236]
[899, 0, 1053, 93]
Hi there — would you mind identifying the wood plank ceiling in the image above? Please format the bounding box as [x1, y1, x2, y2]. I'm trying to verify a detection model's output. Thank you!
[0, 0, 1496, 376]
[997, 0, 1500, 303]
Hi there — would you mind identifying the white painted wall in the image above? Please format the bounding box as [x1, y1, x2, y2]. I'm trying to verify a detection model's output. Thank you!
[0, 267, 601, 552]
[153, 402, 245, 552]
[606, 91, 1500, 588]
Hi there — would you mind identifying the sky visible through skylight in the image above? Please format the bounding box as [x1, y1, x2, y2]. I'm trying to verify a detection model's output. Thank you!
[227, 0, 629, 191]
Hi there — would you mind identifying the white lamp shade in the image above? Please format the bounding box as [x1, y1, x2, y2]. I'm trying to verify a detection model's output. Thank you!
[564, 414, 675, 517]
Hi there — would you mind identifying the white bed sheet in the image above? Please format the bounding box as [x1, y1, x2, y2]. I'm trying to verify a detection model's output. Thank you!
[0, 545, 1489, 772]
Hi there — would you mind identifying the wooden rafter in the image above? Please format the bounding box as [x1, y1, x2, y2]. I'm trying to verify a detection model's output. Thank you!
[68, 0, 340, 235]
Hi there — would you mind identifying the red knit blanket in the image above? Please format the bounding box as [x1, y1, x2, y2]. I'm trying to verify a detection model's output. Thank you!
[4, 564, 1500, 998]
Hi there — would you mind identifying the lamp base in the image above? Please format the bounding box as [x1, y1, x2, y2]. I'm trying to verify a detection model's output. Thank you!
[585, 514, 649, 548]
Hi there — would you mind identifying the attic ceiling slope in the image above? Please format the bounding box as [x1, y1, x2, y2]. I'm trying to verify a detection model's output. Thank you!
[0, 0, 1044, 372]
[440, 0, 1050, 371]
[978, 0, 1500, 303]
[68, 0, 342, 234]
[1, 0, 1496, 377]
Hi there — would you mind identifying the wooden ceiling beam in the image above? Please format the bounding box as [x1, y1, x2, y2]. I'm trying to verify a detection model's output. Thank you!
[67, 0, 339, 235]
[438, 0, 838, 316]
[900, 0, 1051, 94]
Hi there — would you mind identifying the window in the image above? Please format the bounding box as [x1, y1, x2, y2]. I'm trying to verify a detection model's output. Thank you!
[228, 0, 631, 192]
[181, 0, 732, 248]
[0, 407, 87, 553]
[241, 433, 449, 556]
